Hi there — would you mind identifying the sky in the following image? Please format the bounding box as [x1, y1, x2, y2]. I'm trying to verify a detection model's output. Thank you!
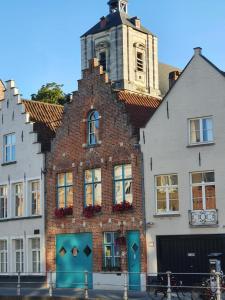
[0, 0, 225, 98]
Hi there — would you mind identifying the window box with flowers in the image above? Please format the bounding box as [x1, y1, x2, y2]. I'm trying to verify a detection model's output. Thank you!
[83, 205, 102, 218]
[54, 206, 73, 218]
[112, 201, 133, 212]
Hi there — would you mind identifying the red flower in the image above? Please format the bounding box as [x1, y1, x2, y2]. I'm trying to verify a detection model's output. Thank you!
[54, 206, 73, 218]
[112, 201, 133, 212]
[83, 205, 102, 218]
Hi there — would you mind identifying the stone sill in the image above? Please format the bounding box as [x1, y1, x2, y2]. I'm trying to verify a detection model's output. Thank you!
[189, 224, 219, 228]
[0, 215, 42, 222]
[1, 161, 17, 166]
[187, 142, 215, 148]
[153, 213, 180, 218]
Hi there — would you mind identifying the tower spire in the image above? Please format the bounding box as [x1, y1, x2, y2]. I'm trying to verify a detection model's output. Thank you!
[108, 0, 128, 14]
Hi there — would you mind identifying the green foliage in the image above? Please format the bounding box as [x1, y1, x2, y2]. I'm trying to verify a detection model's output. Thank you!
[31, 82, 70, 105]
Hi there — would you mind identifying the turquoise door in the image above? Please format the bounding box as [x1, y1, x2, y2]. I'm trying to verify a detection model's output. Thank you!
[127, 231, 141, 291]
[56, 233, 93, 288]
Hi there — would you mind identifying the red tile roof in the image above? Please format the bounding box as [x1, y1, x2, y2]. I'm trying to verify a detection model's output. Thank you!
[22, 100, 64, 152]
[116, 90, 161, 129]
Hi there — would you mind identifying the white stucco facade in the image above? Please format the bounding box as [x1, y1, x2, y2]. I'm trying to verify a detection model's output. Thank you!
[140, 48, 225, 275]
[0, 80, 45, 275]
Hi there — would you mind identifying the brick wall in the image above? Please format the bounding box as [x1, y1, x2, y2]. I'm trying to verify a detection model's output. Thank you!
[46, 59, 147, 273]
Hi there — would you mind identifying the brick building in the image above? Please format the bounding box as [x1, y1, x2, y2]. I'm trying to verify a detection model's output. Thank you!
[45, 59, 160, 290]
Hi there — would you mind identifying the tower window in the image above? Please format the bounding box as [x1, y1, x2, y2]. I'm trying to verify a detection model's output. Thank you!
[99, 52, 106, 71]
[137, 52, 144, 72]
[88, 110, 100, 146]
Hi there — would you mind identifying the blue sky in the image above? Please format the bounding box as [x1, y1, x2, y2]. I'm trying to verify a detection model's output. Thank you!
[0, 0, 225, 98]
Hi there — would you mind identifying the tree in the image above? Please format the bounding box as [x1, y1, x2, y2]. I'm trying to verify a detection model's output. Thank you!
[31, 82, 70, 105]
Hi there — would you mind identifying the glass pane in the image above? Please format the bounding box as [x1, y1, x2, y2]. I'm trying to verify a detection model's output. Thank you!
[114, 166, 122, 180]
[203, 172, 214, 183]
[11, 134, 16, 144]
[6, 146, 10, 162]
[192, 172, 202, 184]
[85, 170, 92, 183]
[31, 181, 39, 191]
[115, 181, 123, 204]
[169, 175, 178, 186]
[94, 169, 101, 182]
[66, 187, 73, 207]
[57, 174, 65, 187]
[105, 246, 112, 257]
[124, 165, 132, 178]
[124, 180, 132, 203]
[192, 186, 203, 210]
[114, 244, 120, 257]
[190, 120, 200, 143]
[94, 183, 102, 205]
[11, 145, 16, 161]
[205, 185, 216, 209]
[66, 172, 73, 185]
[85, 185, 93, 206]
[169, 189, 179, 211]
[157, 190, 166, 212]
[156, 176, 167, 187]
[57, 188, 65, 208]
[203, 118, 213, 142]
[105, 233, 112, 244]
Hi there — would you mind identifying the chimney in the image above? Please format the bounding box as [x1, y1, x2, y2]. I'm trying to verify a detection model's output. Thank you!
[169, 71, 180, 89]
[130, 17, 141, 29]
[194, 47, 202, 56]
[100, 16, 107, 29]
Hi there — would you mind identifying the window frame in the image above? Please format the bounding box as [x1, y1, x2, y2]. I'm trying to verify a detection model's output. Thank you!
[0, 240, 7, 273]
[190, 171, 216, 211]
[30, 180, 40, 216]
[56, 172, 73, 208]
[103, 232, 121, 270]
[189, 116, 214, 145]
[99, 51, 107, 71]
[3, 133, 16, 163]
[113, 164, 133, 204]
[14, 239, 24, 273]
[14, 183, 24, 217]
[0, 186, 7, 219]
[30, 238, 41, 273]
[155, 174, 179, 214]
[87, 110, 100, 146]
[84, 168, 102, 207]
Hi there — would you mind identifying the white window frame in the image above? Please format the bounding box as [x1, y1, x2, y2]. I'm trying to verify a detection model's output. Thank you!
[190, 171, 216, 211]
[0, 186, 7, 219]
[30, 180, 40, 216]
[30, 238, 41, 273]
[189, 116, 213, 145]
[0, 240, 7, 273]
[3, 133, 16, 163]
[155, 174, 179, 214]
[14, 239, 24, 273]
[14, 183, 24, 217]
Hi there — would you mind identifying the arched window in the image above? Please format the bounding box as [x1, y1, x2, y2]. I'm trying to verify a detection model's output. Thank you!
[88, 110, 99, 145]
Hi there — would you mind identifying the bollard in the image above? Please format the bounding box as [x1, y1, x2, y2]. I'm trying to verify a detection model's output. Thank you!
[84, 271, 89, 299]
[215, 272, 221, 300]
[49, 271, 53, 297]
[123, 271, 128, 300]
[17, 271, 21, 296]
[166, 271, 172, 300]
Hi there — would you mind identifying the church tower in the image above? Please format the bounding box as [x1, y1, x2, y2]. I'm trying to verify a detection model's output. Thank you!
[81, 0, 160, 97]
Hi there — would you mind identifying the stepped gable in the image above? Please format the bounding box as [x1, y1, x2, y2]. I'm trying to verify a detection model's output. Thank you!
[116, 89, 160, 129]
[22, 100, 64, 152]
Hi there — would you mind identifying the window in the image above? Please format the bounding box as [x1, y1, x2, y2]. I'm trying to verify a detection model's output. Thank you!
[57, 172, 73, 208]
[103, 232, 120, 270]
[0, 240, 7, 273]
[191, 171, 216, 210]
[114, 164, 132, 204]
[14, 183, 23, 217]
[31, 181, 40, 215]
[88, 111, 99, 146]
[15, 239, 24, 273]
[3, 133, 16, 163]
[136, 52, 144, 72]
[99, 51, 106, 71]
[189, 117, 213, 144]
[31, 238, 40, 273]
[156, 174, 179, 214]
[0, 186, 7, 219]
[84, 169, 102, 206]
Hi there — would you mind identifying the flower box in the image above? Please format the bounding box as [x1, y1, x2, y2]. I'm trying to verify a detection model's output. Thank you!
[115, 236, 126, 246]
[54, 206, 73, 218]
[112, 201, 133, 212]
[83, 205, 102, 218]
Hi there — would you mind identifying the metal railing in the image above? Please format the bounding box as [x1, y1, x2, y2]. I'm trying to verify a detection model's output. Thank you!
[0, 270, 224, 299]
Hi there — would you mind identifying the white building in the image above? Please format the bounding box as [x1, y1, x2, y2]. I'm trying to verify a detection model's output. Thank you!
[141, 48, 225, 281]
[0, 80, 63, 278]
